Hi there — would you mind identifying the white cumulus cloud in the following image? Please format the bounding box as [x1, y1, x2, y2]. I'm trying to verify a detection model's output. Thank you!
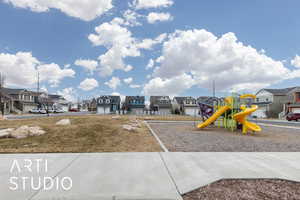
[78, 78, 99, 91]
[146, 59, 154, 70]
[0, 51, 75, 88]
[132, 0, 173, 9]
[37, 63, 75, 87]
[147, 12, 173, 24]
[3, 0, 113, 21]
[291, 55, 300, 68]
[57, 87, 76, 102]
[144, 29, 300, 94]
[105, 76, 121, 90]
[123, 77, 133, 84]
[89, 20, 166, 77]
[143, 74, 195, 96]
[74, 59, 98, 74]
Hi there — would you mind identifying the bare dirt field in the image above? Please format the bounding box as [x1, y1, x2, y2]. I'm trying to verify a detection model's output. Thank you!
[183, 179, 300, 200]
[0, 115, 162, 153]
[148, 122, 300, 151]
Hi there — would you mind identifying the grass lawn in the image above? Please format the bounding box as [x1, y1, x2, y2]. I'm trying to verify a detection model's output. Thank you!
[138, 115, 202, 121]
[0, 115, 162, 153]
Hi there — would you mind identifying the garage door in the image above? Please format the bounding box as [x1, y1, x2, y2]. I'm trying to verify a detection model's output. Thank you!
[97, 107, 107, 114]
[185, 108, 197, 116]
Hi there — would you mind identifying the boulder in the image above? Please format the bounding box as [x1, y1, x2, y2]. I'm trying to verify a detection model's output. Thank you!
[0, 126, 46, 139]
[122, 124, 137, 131]
[28, 126, 46, 136]
[56, 119, 71, 125]
[112, 115, 121, 119]
[10, 125, 30, 139]
[0, 128, 14, 138]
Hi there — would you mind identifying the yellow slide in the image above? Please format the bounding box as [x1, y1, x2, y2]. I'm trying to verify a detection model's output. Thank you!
[233, 105, 261, 134]
[197, 105, 230, 129]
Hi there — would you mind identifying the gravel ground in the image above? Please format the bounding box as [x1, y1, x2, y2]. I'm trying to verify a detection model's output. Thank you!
[148, 122, 300, 151]
[183, 179, 300, 200]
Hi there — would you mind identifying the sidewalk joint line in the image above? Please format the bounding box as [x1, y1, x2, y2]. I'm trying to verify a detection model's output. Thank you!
[28, 153, 82, 200]
[159, 152, 182, 199]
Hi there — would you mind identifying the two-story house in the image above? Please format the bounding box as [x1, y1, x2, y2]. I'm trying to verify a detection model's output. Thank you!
[284, 87, 300, 114]
[254, 87, 296, 118]
[88, 98, 97, 112]
[173, 97, 199, 116]
[0, 88, 38, 113]
[150, 96, 172, 115]
[123, 96, 145, 115]
[97, 95, 121, 114]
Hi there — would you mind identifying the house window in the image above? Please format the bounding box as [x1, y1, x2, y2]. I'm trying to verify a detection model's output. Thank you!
[99, 99, 103, 104]
[106, 99, 110, 104]
[256, 98, 259, 102]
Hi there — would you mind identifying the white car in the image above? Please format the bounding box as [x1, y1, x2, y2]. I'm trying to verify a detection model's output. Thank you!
[54, 109, 64, 113]
[29, 109, 40, 114]
[29, 109, 46, 114]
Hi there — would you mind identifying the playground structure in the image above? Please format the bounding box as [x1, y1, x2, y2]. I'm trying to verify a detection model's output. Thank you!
[197, 94, 261, 134]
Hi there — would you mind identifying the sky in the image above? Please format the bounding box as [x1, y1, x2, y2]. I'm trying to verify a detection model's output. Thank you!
[0, 0, 300, 102]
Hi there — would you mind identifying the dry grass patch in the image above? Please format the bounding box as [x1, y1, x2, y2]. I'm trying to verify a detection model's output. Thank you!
[137, 115, 201, 121]
[0, 115, 162, 153]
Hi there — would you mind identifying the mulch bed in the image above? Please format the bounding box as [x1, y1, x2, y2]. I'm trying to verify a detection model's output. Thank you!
[148, 122, 300, 151]
[183, 179, 300, 200]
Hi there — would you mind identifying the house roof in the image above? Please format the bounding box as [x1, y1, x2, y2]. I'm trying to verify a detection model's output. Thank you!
[258, 87, 297, 96]
[0, 87, 26, 95]
[97, 95, 121, 104]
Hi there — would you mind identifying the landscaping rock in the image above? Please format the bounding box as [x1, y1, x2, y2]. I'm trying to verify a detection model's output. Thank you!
[112, 115, 121, 119]
[10, 126, 45, 139]
[27, 126, 46, 136]
[122, 124, 137, 131]
[0, 128, 14, 138]
[56, 119, 71, 125]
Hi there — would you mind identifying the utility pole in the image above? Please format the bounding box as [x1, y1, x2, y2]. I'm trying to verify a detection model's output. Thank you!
[37, 71, 40, 94]
[212, 80, 216, 97]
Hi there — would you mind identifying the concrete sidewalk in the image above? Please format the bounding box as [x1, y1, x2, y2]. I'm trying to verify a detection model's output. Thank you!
[0, 153, 299, 200]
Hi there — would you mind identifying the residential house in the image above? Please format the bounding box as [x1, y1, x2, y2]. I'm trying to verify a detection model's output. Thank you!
[0, 88, 38, 113]
[48, 94, 69, 112]
[283, 87, 300, 114]
[173, 97, 199, 116]
[97, 95, 121, 114]
[0, 90, 13, 115]
[150, 96, 172, 115]
[123, 96, 145, 115]
[253, 87, 296, 118]
[88, 98, 97, 112]
[80, 100, 90, 112]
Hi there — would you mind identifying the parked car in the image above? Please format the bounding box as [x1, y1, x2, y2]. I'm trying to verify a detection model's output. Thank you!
[29, 109, 46, 114]
[29, 109, 40, 114]
[286, 113, 300, 121]
[54, 109, 64, 113]
[69, 108, 79, 112]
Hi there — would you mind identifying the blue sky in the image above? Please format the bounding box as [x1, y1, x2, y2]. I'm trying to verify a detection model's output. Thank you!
[0, 0, 300, 101]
